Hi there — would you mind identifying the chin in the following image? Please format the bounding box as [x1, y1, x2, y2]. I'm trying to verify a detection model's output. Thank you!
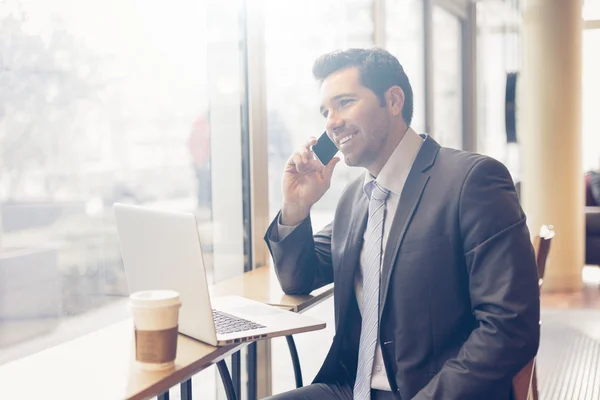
[342, 150, 366, 168]
[344, 158, 362, 168]
[343, 155, 357, 167]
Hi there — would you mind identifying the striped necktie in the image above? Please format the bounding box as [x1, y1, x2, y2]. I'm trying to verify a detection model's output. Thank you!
[354, 181, 390, 400]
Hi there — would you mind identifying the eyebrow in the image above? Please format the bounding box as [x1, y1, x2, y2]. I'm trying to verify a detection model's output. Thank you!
[319, 93, 357, 115]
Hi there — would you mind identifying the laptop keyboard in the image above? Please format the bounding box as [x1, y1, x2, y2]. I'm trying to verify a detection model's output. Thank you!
[212, 309, 266, 334]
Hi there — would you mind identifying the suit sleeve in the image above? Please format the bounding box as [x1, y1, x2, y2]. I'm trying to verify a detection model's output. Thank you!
[413, 157, 540, 399]
[264, 211, 334, 295]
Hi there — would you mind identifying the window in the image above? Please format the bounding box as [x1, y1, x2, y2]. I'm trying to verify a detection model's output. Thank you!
[582, 28, 600, 172]
[386, 0, 426, 134]
[475, 0, 521, 179]
[584, 0, 600, 20]
[0, 5, 249, 397]
[432, 5, 464, 150]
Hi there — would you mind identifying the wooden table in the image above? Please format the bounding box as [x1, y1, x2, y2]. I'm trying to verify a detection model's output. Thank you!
[0, 266, 334, 400]
[0, 319, 243, 400]
[211, 265, 333, 313]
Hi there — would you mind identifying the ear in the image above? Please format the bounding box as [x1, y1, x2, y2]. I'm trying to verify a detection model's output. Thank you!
[387, 86, 405, 117]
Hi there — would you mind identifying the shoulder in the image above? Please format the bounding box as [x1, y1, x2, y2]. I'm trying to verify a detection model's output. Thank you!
[434, 147, 514, 183]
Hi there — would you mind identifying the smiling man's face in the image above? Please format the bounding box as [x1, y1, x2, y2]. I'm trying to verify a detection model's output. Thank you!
[319, 67, 392, 170]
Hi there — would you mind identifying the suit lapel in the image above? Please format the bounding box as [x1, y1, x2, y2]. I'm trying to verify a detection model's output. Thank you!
[334, 189, 368, 330]
[379, 136, 440, 317]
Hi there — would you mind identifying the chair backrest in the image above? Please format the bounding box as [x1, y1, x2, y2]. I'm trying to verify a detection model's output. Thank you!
[511, 225, 554, 400]
[585, 172, 599, 207]
[534, 225, 555, 286]
[512, 359, 536, 400]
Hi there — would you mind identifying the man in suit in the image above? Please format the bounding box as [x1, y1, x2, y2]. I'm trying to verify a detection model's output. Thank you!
[264, 48, 540, 400]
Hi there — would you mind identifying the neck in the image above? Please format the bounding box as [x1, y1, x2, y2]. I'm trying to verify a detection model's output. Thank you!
[367, 124, 409, 177]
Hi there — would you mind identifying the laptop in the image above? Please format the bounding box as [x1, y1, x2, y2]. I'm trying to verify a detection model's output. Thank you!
[113, 203, 325, 347]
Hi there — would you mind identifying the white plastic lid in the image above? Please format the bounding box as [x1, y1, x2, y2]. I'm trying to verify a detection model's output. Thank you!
[129, 290, 181, 308]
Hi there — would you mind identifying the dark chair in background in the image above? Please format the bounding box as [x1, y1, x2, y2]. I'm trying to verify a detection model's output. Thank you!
[512, 225, 554, 400]
[516, 175, 600, 266]
[585, 172, 600, 266]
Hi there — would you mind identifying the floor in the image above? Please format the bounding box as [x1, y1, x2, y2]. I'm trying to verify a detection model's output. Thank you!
[537, 309, 600, 399]
[541, 286, 600, 310]
[537, 274, 600, 400]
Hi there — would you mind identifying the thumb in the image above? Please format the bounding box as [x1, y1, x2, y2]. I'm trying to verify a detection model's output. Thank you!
[322, 157, 340, 181]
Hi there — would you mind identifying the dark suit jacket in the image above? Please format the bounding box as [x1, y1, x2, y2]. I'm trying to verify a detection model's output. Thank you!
[264, 136, 540, 400]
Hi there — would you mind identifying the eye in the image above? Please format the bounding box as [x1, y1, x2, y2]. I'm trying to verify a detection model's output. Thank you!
[321, 110, 329, 118]
[340, 99, 352, 107]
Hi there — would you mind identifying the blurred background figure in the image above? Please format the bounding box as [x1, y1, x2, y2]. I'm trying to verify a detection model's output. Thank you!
[188, 112, 212, 220]
[587, 162, 600, 204]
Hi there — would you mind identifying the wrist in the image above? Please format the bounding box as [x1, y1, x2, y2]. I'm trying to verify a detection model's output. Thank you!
[281, 203, 310, 226]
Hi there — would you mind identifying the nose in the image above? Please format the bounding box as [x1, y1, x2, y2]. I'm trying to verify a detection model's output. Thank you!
[326, 110, 344, 134]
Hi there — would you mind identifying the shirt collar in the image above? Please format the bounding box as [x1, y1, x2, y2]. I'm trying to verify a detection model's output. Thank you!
[363, 127, 424, 197]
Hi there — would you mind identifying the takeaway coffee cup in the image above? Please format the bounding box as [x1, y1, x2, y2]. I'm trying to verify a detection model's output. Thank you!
[129, 290, 181, 371]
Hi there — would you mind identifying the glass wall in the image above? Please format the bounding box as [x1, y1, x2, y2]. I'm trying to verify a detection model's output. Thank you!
[432, 5, 464, 150]
[0, 1, 248, 394]
[584, 0, 600, 20]
[386, 0, 426, 134]
[476, 0, 521, 180]
[582, 28, 600, 173]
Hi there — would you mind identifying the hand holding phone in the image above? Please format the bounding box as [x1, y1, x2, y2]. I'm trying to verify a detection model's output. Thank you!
[280, 133, 340, 226]
[312, 131, 339, 166]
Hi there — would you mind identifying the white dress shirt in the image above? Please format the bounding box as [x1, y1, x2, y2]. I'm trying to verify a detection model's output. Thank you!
[277, 127, 423, 391]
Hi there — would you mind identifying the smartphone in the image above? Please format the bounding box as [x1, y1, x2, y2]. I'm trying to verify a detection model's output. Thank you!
[312, 131, 339, 165]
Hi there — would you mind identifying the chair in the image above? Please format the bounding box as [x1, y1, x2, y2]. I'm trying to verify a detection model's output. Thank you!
[534, 225, 555, 287]
[511, 225, 554, 400]
[583, 172, 600, 265]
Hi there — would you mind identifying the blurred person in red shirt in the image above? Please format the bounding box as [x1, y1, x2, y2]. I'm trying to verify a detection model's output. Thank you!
[188, 113, 212, 213]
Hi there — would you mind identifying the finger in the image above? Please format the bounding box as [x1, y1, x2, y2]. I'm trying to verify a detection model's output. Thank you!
[300, 138, 319, 164]
[284, 153, 298, 170]
[298, 146, 313, 164]
[321, 157, 341, 182]
[290, 153, 304, 173]
[290, 153, 319, 174]
[304, 137, 318, 150]
[302, 160, 324, 174]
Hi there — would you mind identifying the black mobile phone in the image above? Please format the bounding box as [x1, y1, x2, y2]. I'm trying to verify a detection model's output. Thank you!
[312, 131, 339, 165]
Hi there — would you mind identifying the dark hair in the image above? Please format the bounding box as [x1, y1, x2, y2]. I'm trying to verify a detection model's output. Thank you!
[312, 48, 414, 126]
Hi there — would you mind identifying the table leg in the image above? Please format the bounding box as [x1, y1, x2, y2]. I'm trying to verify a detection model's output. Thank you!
[217, 359, 238, 400]
[232, 350, 241, 397]
[180, 378, 192, 400]
[247, 341, 257, 400]
[285, 335, 303, 388]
